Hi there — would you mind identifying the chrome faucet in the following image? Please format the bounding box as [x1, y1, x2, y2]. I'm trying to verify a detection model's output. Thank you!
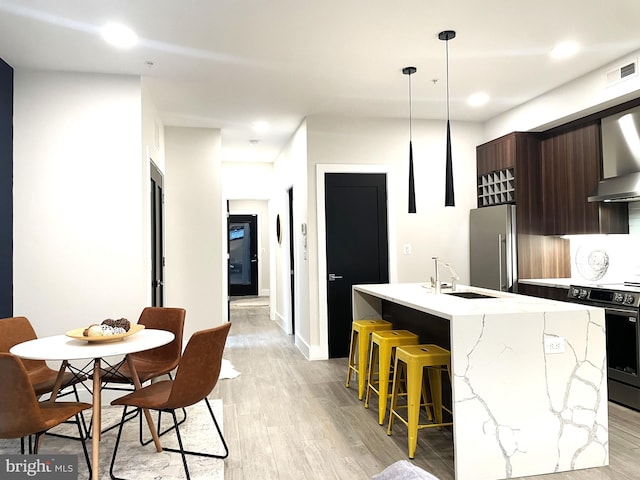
[431, 257, 460, 294]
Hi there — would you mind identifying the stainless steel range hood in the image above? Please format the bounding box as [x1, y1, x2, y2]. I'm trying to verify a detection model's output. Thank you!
[588, 171, 640, 202]
[588, 106, 640, 202]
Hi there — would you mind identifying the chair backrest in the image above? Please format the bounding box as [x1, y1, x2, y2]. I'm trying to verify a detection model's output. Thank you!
[164, 322, 232, 410]
[131, 307, 186, 368]
[0, 316, 47, 372]
[0, 353, 47, 439]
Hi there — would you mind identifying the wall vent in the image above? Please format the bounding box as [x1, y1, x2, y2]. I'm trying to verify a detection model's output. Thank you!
[606, 59, 638, 86]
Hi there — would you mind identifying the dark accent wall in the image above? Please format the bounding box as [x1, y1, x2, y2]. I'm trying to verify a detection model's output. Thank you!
[0, 57, 13, 317]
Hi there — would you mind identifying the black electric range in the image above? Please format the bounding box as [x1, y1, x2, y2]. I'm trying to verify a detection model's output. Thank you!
[568, 282, 640, 410]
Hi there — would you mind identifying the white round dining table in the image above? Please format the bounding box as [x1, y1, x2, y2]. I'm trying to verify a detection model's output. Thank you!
[10, 328, 174, 480]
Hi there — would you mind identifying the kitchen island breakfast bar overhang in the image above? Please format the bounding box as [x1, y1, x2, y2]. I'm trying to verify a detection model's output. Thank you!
[352, 283, 608, 480]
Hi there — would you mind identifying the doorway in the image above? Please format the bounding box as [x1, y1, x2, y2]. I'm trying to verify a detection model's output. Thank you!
[324, 173, 389, 358]
[288, 187, 295, 335]
[228, 214, 259, 296]
[150, 162, 164, 307]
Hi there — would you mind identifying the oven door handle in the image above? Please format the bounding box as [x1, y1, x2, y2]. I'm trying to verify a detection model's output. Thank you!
[604, 307, 639, 318]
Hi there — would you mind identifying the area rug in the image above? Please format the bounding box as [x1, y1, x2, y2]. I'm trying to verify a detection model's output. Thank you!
[220, 359, 240, 379]
[0, 399, 225, 480]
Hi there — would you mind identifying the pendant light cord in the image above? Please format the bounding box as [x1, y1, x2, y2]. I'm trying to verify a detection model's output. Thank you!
[408, 72, 413, 142]
[445, 39, 450, 122]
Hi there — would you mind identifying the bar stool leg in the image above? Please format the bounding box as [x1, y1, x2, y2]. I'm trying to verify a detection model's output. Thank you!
[427, 366, 444, 426]
[375, 340, 394, 425]
[364, 337, 379, 408]
[345, 329, 358, 388]
[386, 355, 402, 435]
[406, 358, 422, 459]
[357, 330, 369, 400]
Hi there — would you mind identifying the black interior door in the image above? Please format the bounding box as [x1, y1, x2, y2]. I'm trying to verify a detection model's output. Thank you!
[288, 187, 295, 335]
[0, 59, 12, 317]
[150, 162, 164, 307]
[325, 173, 389, 358]
[229, 214, 258, 296]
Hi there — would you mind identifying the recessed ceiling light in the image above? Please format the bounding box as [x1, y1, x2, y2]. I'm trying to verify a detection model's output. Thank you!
[252, 121, 270, 133]
[467, 92, 489, 107]
[550, 41, 579, 60]
[101, 23, 138, 48]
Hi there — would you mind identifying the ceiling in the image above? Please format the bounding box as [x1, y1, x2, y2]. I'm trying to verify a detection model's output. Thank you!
[1, 0, 640, 163]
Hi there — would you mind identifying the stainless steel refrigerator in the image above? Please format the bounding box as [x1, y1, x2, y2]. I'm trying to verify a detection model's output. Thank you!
[469, 204, 517, 291]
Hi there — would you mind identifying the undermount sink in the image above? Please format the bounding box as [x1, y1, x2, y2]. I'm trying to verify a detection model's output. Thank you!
[444, 291, 496, 299]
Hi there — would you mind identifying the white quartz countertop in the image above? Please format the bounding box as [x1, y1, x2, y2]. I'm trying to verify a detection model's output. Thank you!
[353, 283, 598, 320]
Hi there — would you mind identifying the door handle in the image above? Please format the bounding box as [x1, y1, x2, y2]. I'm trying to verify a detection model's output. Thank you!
[328, 273, 343, 281]
[497, 234, 504, 291]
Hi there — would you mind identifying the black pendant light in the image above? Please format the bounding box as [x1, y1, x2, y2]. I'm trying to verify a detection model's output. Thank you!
[403, 66, 417, 213]
[439, 30, 456, 207]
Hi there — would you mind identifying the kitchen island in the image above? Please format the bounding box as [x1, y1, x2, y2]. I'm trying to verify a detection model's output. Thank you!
[353, 283, 608, 480]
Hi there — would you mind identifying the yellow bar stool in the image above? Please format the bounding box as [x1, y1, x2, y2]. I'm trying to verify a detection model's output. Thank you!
[346, 319, 392, 400]
[387, 344, 453, 459]
[365, 330, 419, 425]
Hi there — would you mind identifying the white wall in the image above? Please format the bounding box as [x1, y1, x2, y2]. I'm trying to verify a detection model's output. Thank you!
[222, 162, 274, 200]
[164, 127, 226, 342]
[485, 49, 640, 140]
[13, 70, 147, 337]
[273, 122, 308, 346]
[284, 115, 483, 359]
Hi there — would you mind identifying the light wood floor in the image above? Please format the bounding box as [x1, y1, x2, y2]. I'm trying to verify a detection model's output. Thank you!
[216, 304, 640, 480]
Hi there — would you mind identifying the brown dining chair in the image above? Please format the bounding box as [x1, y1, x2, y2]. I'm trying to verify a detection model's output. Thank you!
[109, 322, 231, 480]
[0, 316, 88, 399]
[99, 307, 186, 387]
[0, 352, 92, 474]
[96, 307, 186, 438]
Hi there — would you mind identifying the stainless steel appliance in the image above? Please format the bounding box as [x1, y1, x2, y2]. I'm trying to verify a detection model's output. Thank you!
[588, 105, 640, 202]
[567, 283, 640, 410]
[469, 204, 517, 291]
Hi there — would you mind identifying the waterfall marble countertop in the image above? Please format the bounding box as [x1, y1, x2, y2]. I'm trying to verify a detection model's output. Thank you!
[353, 283, 590, 319]
[352, 283, 609, 480]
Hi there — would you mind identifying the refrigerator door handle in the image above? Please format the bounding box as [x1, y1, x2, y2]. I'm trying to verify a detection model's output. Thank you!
[498, 234, 504, 291]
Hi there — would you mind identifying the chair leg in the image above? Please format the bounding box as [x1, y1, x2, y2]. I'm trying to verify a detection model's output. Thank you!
[161, 398, 229, 460]
[138, 406, 188, 446]
[109, 406, 131, 480]
[32, 432, 43, 454]
[74, 413, 93, 480]
[110, 399, 227, 480]
[171, 409, 192, 480]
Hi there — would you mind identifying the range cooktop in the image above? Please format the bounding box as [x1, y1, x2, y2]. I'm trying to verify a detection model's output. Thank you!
[568, 282, 640, 307]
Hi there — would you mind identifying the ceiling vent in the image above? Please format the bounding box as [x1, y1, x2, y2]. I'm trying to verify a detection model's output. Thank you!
[606, 59, 638, 86]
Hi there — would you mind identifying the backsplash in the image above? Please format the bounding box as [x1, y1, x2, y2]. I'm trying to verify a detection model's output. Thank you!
[629, 202, 640, 236]
[569, 206, 640, 282]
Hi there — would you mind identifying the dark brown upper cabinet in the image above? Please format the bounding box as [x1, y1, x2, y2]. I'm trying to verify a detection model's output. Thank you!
[477, 132, 516, 175]
[476, 133, 542, 227]
[540, 122, 628, 235]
